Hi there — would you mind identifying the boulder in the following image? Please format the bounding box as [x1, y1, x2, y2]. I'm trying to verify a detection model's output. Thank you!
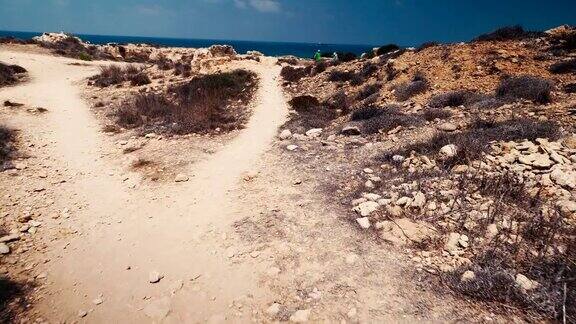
[279, 129, 292, 140]
[437, 122, 458, 132]
[353, 201, 380, 216]
[439, 144, 457, 159]
[356, 217, 371, 229]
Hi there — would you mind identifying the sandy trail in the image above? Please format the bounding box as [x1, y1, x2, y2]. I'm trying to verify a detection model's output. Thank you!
[0, 51, 288, 322]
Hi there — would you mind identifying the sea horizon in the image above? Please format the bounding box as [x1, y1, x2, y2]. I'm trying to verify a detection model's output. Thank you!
[0, 30, 376, 59]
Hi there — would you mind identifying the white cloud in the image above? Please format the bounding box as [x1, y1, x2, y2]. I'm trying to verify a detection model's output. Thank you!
[234, 0, 280, 13]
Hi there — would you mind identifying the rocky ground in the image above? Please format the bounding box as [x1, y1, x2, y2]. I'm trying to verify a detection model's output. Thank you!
[277, 25, 576, 322]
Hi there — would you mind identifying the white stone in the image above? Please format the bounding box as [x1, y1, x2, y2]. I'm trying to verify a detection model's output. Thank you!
[305, 128, 323, 138]
[439, 144, 457, 159]
[286, 145, 298, 151]
[356, 217, 371, 229]
[461, 270, 475, 282]
[279, 129, 292, 140]
[149, 271, 163, 283]
[353, 201, 380, 216]
[174, 174, 189, 182]
[289, 309, 311, 323]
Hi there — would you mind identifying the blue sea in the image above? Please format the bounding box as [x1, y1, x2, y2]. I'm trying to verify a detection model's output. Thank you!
[0, 30, 374, 59]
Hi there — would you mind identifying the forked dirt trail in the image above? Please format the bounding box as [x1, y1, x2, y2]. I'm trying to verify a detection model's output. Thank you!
[0, 51, 290, 322]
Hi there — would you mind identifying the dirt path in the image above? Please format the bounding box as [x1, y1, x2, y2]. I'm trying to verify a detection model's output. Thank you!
[0, 51, 291, 322]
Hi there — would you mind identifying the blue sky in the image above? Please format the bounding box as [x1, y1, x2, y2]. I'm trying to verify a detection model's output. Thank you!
[1, 0, 575, 45]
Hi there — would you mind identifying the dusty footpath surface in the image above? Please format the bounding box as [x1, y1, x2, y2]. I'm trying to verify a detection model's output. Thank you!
[0, 50, 498, 323]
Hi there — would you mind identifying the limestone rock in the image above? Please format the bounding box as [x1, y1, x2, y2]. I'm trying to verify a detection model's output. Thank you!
[279, 129, 292, 140]
[290, 309, 311, 323]
[353, 201, 380, 216]
[356, 217, 371, 229]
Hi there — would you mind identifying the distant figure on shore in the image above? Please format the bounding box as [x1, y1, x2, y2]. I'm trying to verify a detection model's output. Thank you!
[314, 50, 322, 62]
[332, 52, 339, 62]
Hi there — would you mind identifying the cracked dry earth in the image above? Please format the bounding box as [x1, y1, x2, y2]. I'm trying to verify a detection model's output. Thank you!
[0, 50, 498, 323]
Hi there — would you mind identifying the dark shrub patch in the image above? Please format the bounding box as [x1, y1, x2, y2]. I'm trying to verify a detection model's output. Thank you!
[91, 65, 150, 87]
[323, 90, 350, 112]
[362, 105, 423, 134]
[7, 65, 26, 74]
[422, 108, 452, 121]
[496, 75, 552, 104]
[549, 59, 576, 74]
[376, 44, 400, 56]
[359, 62, 378, 78]
[356, 83, 381, 101]
[474, 25, 541, 42]
[127, 72, 151, 86]
[0, 126, 16, 163]
[386, 118, 560, 167]
[336, 52, 357, 62]
[116, 69, 256, 134]
[311, 61, 327, 75]
[471, 97, 506, 110]
[91, 65, 124, 87]
[394, 74, 429, 101]
[428, 90, 488, 108]
[0, 277, 33, 323]
[564, 83, 576, 93]
[0, 63, 26, 87]
[351, 106, 384, 121]
[281, 65, 310, 82]
[287, 95, 337, 129]
[416, 42, 438, 52]
[289, 95, 321, 113]
[328, 70, 355, 82]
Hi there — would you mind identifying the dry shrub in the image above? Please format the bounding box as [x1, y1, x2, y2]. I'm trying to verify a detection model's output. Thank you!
[496, 75, 552, 104]
[0, 126, 15, 162]
[0, 63, 26, 87]
[441, 171, 575, 322]
[286, 95, 337, 129]
[359, 62, 378, 79]
[351, 106, 384, 121]
[386, 118, 560, 168]
[375, 44, 400, 56]
[356, 83, 381, 101]
[323, 90, 350, 112]
[473, 25, 541, 42]
[361, 105, 423, 134]
[0, 277, 33, 323]
[328, 70, 355, 82]
[116, 69, 256, 134]
[288, 95, 320, 112]
[336, 52, 358, 62]
[428, 90, 488, 108]
[564, 83, 576, 94]
[394, 72, 429, 101]
[280, 65, 311, 82]
[422, 108, 452, 121]
[416, 41, 438, 52]
[91, 65, 150, 87]
[471, 97, 506, 110]
[549, 59, 576, 74]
